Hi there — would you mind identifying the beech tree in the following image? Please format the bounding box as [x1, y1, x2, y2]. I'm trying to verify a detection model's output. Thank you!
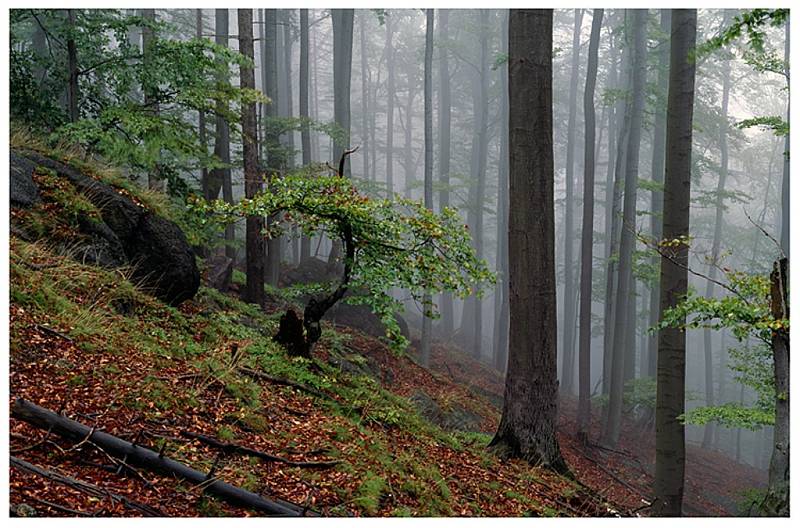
[490, 9, 567, 473]
[420, 8, 434, 366]
[652, 8, 697, 516]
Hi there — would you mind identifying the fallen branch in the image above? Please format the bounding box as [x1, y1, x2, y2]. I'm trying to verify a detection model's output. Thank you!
[237, 367, 334, 401]
[577, 449, 651, 501]
[10, 456, 162, 516]
[181, 431, 341, 469]
[11, 398, 309, 516]
[34, 324, 73, 342]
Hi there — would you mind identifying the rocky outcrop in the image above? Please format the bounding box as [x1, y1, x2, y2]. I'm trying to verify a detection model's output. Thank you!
[10, 150, 41, 208]
[10, 149, 200, 306]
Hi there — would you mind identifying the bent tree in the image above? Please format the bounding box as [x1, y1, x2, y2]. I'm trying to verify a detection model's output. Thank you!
[192, 151, 493, 357]
[490, 9, 567, 473]
[653, 8, 697, 517]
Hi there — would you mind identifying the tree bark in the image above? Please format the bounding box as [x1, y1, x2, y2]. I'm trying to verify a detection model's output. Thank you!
[779, 20, 789, 256]
[141, 9, 162, 192]
[561, 8, 584, 396]
[299, 9, 312, 261]
[359, 11, 370, 181]
[196, 9, 209, 231]
[490, 9, 567, 474]
[652, 9, 696, 516]
[577, 8, 604, 444]
[420, 9, 434, 367]
[385, 14, 396, 197]
[262, 9, 282, 286]
[66, 9, 80, 124]
[603, 9, 647, 448]
[239, 9, 266, 308]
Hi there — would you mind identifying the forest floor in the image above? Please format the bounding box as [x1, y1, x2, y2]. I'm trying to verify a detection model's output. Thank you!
[7, 141, 766, 517]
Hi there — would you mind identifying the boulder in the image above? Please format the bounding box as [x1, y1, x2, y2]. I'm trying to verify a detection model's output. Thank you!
[10, 150, 41, 208]
[11, 149, 200, 306]
[408, 390, 483, 433]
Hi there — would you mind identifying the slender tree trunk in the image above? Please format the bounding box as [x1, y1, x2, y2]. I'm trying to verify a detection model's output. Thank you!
[141, 9, 162, 191]
[561, 8, 584, 396]
[197, 10, 209, 211]
[299, 9, 312, 261]
[702, 12, 733, 449]
[493, 10, 510, 373]
[385, 14, 396, 197]
[490, 9, 567, 474]
[603, 9, 648, 448]
[438, 9, 454, 339]
[359, 12, 370, 180]
[66, 9, 79, 124]
[652, 9, 696, 516]
[648, 10, 672, 380]
[780, 20, 789, 256]
[420, 9, 434, 367]
[238, 9, 266, 308]
[577, 8, 604, 444]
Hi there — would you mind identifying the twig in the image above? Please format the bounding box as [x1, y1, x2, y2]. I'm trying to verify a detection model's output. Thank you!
[237, 367, 334, 401]
[34, 324, 74, 342]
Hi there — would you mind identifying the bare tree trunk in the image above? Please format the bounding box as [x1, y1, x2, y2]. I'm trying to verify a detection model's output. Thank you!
[493, 10, 510, 373]
[490, 9, 567, 474]
[702, 11, 733, 449]
[577, 8, 604, 444]
[780, 20, 789, 256]
[648, 9, 671, 380]
[141, 9, 163, 191]
[385, 15, 396, 196]
[604, 9, 647, 448]
[299, 9, 312, 261]
[66, 9, 80, 124]
[238, 9, 265, 308]
[197, 10, 209, 214]
[420, 9, 434, 367]
[561, 8, 584, 396]
[359, 11, 370, 180]
[261, 9, 282, 286]
[652, 9, 696, 516]
[438, 9, 454, 339]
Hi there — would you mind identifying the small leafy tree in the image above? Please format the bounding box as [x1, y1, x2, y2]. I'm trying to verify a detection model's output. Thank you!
[190, 151, 494, 356]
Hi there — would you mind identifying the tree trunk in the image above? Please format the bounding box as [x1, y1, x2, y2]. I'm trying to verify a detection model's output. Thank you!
[141, 9, 162, 192]
[385, 14, 396, 197]
[239, 9, 265, 308]
[763, 257, 789, 516]
[438, 9, 454, 339]
[577, 8, 604, 444]
[652, 9, 696, 517]
[359, 11, 370, 181]
[493, 10, 510, 374]
[702, 11, 733, 449]
[420, 9, 434, 367]
[648, 9, 671, 380]
[66, 9, 80, 124]
[780, 20, 789, 256]
[261, 9, 282, 286]
[561, 8, 584, 396]
[603, 9, 647, 448]
[299, 9, 312, 261]
[197, 10, 209, 217]
[490, 9, 567, 474]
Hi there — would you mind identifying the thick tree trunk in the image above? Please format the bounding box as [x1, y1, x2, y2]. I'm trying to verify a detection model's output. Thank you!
[11, 399, 305, 516]
[490, 9, 567, 474]
[648, 10, 671, 380]
[763, 257, 789, 516]
[359, 12, 370, 181]
[561, 8, 584, 396]
[332, 9, 354, 175]
[420, 9, 434, 367]
[213, 9, 236, 261]
[493, 10, 510, 374]
[438, 9, 454, 339]
[239, 9, 265, 308]
[299, 9, 312, 261]
[702, 12, 732, 449]
[262, 9, 282, 286]
[603, 9, 647, 448]
[652, 9, 696, 517]
[577, 8, 603, 444]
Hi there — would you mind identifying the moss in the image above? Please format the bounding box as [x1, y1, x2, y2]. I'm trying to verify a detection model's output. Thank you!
[352, 472, 387, 515]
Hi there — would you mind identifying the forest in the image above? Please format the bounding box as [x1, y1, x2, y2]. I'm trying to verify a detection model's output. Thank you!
[5, 5, 791, 519]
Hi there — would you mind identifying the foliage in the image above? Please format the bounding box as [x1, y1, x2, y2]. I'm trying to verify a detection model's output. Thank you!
[736, 116, 788, 137]
[659, 266, 785, 430]
[696, 9, 789, 57]
[189, 166, 494, 352]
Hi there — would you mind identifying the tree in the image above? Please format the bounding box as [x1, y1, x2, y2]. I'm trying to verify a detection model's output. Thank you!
[492, 10, 510, 373]
[420, 8, 435, 367]
[299, 8, 312, 261]
[385, 13, 396, 196]
[779, 19, 789, 256]
[331, 9, 354, 175]
[194, 152, 492, 357]
[577, 8, 604, 444]
[261, 9, 281, 286]
[66, 9, 79, 124]
[652, 8, 697, 517]
[437, 9, 454, 338]
[196, 9, 209, 219]
[561, 8, 584, 396]
[359, 11, 370, 181]
[603, 8, 647, 448]
[238, 8, 266, 308]
[490, 9, 567, 473]
[141, 8, 161, 191]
